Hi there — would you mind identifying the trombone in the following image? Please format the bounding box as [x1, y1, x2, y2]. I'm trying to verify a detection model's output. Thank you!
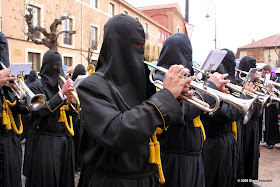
[58, 76, 81, 113]
[146, 62, 258, 124]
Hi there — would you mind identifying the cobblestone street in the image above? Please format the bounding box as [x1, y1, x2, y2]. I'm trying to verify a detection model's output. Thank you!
[21, 143, 280, 187]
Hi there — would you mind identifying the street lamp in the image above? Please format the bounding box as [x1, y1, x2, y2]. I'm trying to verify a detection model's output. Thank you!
[205, 2, 217, 49]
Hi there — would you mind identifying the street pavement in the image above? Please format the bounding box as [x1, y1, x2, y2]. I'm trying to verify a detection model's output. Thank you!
[253, 143, 280, 187]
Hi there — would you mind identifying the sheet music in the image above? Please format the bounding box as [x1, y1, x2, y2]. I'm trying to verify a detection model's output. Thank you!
[245, 68, 258, 82]
[73, 75, 88, 88]
[9, 63, 32, 76]
[263, 74, 271, 87]
[200, 50, 227, 71]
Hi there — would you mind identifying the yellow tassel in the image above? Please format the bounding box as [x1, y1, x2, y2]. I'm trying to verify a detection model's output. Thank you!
[58, 107, 65, 122]
[149, 139, 156, 164]
[2, 96, 23, 134]
[2, 110, 8, 126]
[232, 121, 237, 139]
[150, 127, 165, 184]
[59, 105, 75, 136]
[193, 116, 206, 141]
[6, 112, 12, 130]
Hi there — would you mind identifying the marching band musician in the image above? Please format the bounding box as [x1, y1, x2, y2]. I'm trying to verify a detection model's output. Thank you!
[153, 33, 230, 187]
[0, 32, 29, 187]
[25, 50, 76, 187]
[201, 49, 257, 187]
[71, 64, 86, 171]
[235, 56, 262, 187]
[77, 14, 193, 187]
[260, 65, 280, 149]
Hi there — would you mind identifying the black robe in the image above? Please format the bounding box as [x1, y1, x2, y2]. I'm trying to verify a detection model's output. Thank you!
[25, 79, 75, 187]
[235, 56, 261, 184]
[261, 103, 280, 145]
[159, 82, 218, 187]
[77, 74, 183, 187]
[201, 102, 243, 187]
[0, 86, 28, 187]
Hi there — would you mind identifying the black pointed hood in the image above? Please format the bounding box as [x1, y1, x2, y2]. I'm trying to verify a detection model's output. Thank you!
[0, 32, 10, 69]
[72, 64, 86, 81]
[40, 50, 63, 87]
[239, 56, 256, 72]
[155, 33, 193, 81]
[220, 48, 236, 83]
[95, 14, 148, 108]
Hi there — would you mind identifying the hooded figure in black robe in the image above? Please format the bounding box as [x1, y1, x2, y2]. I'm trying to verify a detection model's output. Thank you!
[0, 32, 28, 187]
[25, 50, 75, 187]
[72, 64, 86, 81]
[71, 64, 86, 171]
[20, 69, 38, 142]
[235, 56, 261, 186]
[260, 66, 280, 148]
[154, 33, 220, 187]
[77, 14, 187, 187]
[201, 49, 244, 187]
[24, 70, 38, 87]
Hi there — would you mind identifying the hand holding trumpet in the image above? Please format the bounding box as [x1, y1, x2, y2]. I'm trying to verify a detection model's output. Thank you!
[208, 73, 231, 94]
[0, 69, 17, 88]
[163, 65, 195, 98]
[60, 78, 75, 101]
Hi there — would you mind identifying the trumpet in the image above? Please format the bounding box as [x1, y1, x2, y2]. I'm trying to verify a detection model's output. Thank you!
[0, 62, 46, 111]
[236, 68, 280, 99]
[58, 76, 81, 113]
[146, 62, 258, 124]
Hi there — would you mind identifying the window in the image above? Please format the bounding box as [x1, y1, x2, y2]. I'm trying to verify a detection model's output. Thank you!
[144, 23, 148, 34]
[162, 33, 164, 40]
[124, 11, 128, 15]
[91, 0, 97, 8]
[64, 57, 73, 67]
[28, 52, 41, 72]
[109, 3, 115, 16]
[90, 26, 98, 50]
[62, 18, 73, 45]
[177, 28, 180, 33]
[158, 31, 161, 39]
[27, 4, 41, 38]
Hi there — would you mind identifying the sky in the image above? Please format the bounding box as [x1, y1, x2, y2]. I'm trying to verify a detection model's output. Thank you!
[125, 0, 280, 62]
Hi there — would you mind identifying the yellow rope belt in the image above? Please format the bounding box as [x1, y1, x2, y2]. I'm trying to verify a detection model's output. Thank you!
[2, 96, 23, 134]
[149, 127, 165, 184]
[58, 104, 75, 136]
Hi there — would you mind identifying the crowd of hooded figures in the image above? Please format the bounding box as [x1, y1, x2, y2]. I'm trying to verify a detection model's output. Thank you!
[0, 13, 279, 187]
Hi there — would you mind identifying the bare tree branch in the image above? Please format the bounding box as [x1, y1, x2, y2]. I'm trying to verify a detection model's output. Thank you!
[24, 8, 76, 51]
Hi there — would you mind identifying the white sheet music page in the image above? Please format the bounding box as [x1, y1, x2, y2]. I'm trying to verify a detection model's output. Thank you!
[9, 63, 32, 76]
[200, 50, 227, 71]
[73, 75, 89, 88]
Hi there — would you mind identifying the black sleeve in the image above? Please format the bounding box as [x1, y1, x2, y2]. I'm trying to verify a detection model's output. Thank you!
[78, 81, 183, 153]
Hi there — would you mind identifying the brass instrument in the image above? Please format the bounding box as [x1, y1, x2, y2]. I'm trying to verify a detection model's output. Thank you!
[236, 68, 280, 99]
[149, 68, 220, 115]
[58, 76, 81, 113]
[87, 64, 95, 75]
[0, 62, 46, 111]
[146, 62, 258, 124]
